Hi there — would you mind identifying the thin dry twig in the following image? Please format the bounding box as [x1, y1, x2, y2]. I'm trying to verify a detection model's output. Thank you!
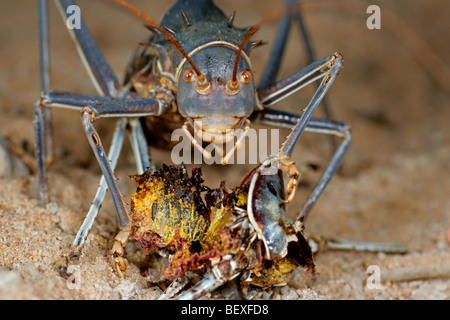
[381, 264, 450, 283]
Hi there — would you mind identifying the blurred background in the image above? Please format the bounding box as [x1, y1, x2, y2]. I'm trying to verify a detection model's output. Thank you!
[0, 0, 449, 299]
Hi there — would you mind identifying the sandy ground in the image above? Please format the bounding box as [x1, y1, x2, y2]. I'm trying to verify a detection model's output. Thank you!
[0, 0, 449, 300]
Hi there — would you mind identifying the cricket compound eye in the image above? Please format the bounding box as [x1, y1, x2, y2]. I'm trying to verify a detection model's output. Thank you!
[240, 70, 252, 84]
[183, 68, 195, 82]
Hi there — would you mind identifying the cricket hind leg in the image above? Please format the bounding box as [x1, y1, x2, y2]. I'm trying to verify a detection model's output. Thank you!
[35, 0, 52, 204]
[308, 236, 407, 254]
[55, 0, 120, 96]
[35, 0, 121, 203]
[258, 0, 334, 122]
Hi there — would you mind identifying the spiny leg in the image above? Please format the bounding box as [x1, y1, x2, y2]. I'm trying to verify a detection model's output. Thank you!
[277, 53, 342, 158]
[39, 0, 53, 162]
[253, 109, 351, 221]
[254, 109, 406, 253]
[257, 53, 344, 205]
[38, 91, 127, 257]
[296, 120, 350, 221]
[37, 1, 169, 275]
[35, 0, 121, 205]
[73, 118, 155, 258]
[35, 0, 52, 204]
[71, 118, 127, 250]
[41, 91, 115, 110]
[257, 0, 337, 155]
[34, 102, 49, 205]
[258, 0, 333, 121]
[81, 111, 131, 277]
[41, 91, 168, 273]
[294, 3, 334, 122]
[311, 237, 407, 254]
[39, 93, 127, 233]
[55, 0, 120, 96]
[257, 0, 293, 90]
[258, 53, 341, 107]
[38, 93, 129, 268]
[41, 90, 168, 177]
[41, 89, 154, 216]
[80, 98, 169, 276]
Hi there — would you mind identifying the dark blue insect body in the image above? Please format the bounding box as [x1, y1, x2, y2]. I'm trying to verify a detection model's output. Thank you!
[127, 0, 258, 148]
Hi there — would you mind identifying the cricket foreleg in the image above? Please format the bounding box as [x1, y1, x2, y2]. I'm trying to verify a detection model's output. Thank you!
[253, 108, 351, 222]
[254, 110, 405, 254]
[79, 97, 169, 277]
[71, 118, 127, 249]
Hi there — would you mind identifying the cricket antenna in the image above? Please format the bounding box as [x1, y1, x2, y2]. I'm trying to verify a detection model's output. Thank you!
[231, 25, 259, 86]
[232, 3, 302, 85]
[113, 0, 208, 85]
